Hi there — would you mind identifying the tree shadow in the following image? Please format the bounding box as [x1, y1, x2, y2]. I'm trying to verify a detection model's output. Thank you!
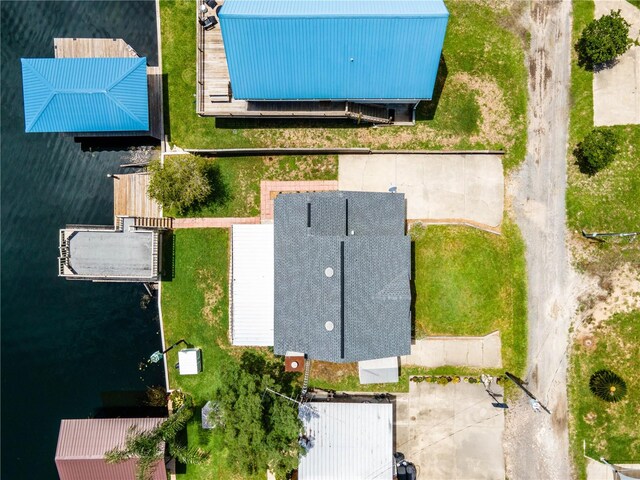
[415, 54, 448, 121]
[180, 162, 230, 216]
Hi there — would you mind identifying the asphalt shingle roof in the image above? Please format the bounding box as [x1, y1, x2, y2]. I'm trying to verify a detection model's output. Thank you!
[274, 191, 411, 362]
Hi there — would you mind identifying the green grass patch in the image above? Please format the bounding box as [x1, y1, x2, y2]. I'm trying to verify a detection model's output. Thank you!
[165, 155, 338, 218]
[160, 1, 527, 169]
[568, 311, 640, 479]
[161, 229, 262, 480]
[567, 0, 639, 258]
[411, 220, 527, 376]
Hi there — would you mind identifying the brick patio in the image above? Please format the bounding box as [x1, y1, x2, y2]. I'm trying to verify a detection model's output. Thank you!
[260, 180, 338, 222]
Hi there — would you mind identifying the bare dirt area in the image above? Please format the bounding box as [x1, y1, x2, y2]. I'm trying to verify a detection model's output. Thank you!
[504, 1, 581, 479]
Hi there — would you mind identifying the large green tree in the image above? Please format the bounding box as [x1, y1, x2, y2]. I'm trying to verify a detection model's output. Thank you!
[147, 155, 212, 214]
[574, 127, 620, 174]
[213, 351, 303, 478]
[576, 10, 632, 67]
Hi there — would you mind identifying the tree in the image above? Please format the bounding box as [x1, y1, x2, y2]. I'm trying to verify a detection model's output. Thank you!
[576, 10, 632, 68]
[574, 127, 620, 174]
[213, 351, 303, 478]
[105, 401, 207, 480]
[147, 155, 211, 214]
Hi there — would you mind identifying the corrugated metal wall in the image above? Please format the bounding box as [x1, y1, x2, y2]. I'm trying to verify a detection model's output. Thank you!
[21, 58, 149, 132]
[220, 0, 448, 100]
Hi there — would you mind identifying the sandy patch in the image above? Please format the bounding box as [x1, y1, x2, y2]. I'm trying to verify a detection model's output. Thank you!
[197, 270, 224, 326]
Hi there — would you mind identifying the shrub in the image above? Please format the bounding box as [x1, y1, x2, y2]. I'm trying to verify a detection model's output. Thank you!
[147, 155, 212, 213]
[144, 385, 167, 407]
[589, 370, 627, 402]
[575, 127, 620, 174]
[576, 10, 632, 67]
[437, 376, 449, 385]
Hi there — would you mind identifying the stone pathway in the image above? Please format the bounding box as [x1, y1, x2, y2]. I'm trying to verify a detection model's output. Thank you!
[593, 0, 640, 126]
[260, 180, 338, 222]
[172, 217, 260, 229]
[401, 331, 502, 369]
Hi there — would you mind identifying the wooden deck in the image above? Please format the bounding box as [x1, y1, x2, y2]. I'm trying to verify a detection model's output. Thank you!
[52, 38, 162, 139]
[113, 173, 162, 219]
[54, 38, 138, 58]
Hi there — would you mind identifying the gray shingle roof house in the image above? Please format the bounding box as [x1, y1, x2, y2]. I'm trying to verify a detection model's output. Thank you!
[274, 191, 411, 363]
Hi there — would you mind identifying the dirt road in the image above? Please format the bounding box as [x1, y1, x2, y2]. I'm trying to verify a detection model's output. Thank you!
[505, 1, 579, 478]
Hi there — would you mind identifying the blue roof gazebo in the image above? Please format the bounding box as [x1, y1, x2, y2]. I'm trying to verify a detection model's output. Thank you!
[219, 0, 449, 101]
[21, 57, 149, 133]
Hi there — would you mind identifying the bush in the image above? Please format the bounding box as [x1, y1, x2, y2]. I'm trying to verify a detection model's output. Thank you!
[589, 370, 627, 402]
[576, 10, 631, 68]
[147, 155, 212, 213]
[575, 127, 620, 174]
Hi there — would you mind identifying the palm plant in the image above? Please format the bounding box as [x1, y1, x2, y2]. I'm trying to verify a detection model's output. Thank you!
[589, 369, 627, 403]
[105, 405, 207, 480]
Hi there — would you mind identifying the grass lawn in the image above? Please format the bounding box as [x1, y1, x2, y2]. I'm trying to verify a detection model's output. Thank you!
[567, 0, 640, 237]
[165, 155, 337, 218]
[568, 310, 640, 479]
[161, 228, 262, 480]
[411, 220, 528, 376]
[160, 0, 527, 170]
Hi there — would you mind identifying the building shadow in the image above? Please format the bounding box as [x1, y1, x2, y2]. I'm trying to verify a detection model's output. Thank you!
[93, 390, 168, 419]
[77, 135, 159, 152]
[162, 73, 171, 141]
[410, 240, 417, 342]
[215, 116, 370, 130]
[415, 54, 448, 121]
[161, 231, 175, 282]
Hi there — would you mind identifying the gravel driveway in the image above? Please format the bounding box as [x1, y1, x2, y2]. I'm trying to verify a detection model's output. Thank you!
[504, 1, 580, 478]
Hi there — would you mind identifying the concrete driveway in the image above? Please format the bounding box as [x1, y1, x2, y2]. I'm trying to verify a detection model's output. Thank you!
[339, 154, 504, 228]
[395, 381, 505, 479]
[593, 0, 640, 126]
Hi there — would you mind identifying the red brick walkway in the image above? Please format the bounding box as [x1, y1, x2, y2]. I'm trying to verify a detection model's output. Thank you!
[172, 217, 260, 229]
[260, 180, 338, 221]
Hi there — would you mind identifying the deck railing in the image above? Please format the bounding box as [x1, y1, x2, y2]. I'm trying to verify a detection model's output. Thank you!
[196, 0, 206, 114]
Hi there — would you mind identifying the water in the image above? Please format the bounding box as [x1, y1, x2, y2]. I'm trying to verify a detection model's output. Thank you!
[1, 2, 164, 478]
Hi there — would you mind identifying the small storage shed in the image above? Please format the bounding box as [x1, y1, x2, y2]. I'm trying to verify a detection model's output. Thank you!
[21, 57, 149, 133]
[178, 348, 202, 375]
[219, 0, 449, 101]
[55, 418, 167, 480]
[230, 224, 274, 346]
[298, 402, 393, 480]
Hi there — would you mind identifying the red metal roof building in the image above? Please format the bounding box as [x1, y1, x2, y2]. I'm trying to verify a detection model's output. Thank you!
[55, 418, 167, 480]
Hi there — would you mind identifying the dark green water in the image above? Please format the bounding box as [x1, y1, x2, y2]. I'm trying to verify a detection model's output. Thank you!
[1, 2, 164, 478]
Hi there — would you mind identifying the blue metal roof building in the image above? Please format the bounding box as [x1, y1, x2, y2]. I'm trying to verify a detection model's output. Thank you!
[21, 57, 149, 133]
[219, 0, 449, 101]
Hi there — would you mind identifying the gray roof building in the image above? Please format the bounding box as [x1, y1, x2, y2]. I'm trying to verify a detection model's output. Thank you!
[274, 191, 411, 363]
[59, 217, 161, 282]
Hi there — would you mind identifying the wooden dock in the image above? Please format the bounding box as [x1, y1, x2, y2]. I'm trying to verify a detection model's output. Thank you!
[113, 173, 162, 219]
[53, 38, 162, 139]
[54, 38, 138, 58]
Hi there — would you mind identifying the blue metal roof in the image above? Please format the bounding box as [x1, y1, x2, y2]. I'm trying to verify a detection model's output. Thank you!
[219, 0, 449, 100]
[21, 58, 149, 133]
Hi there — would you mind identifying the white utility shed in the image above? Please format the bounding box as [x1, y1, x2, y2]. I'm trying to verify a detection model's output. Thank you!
[230, 224, 274, 346]
[298, 402, 393, 480]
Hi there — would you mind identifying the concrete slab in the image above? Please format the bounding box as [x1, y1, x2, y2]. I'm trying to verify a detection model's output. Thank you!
[395, 382, 505, 480]
[586, 458, 640, 480]
[593, 0, 640, 126]
[401, 331, 503, 369]
[339, 154, 504, 227]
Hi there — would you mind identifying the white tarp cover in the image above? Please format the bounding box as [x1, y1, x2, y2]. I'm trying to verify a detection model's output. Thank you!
[358, 356, 399, 384]
[231, 224, 274, 346]
[298, 402, 393, 480]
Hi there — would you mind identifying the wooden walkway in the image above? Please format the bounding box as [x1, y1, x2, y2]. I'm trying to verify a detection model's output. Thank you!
[113, 173, 162, 219]
[54, 38, 139, 58]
